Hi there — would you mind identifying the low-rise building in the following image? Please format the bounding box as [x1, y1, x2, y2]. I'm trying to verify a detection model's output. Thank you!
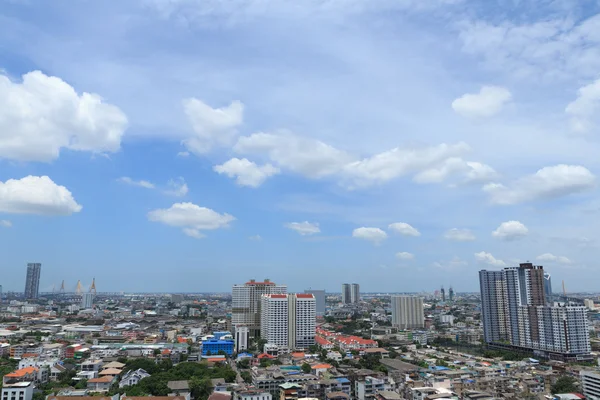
[119, 369, 150, 388]
[1, 381, 34, 400]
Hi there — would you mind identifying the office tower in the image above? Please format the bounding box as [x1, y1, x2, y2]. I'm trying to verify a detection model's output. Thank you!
[449, 287, 454, 302]
[479, 263, 591, 361]
[441, 286, 446, 302]
[342, 283, 360, 304]
[235, 326, 249, 353]
[232, 279, 287, 337]
[305, 289, 326, 316]
[24, 263, 41, 299]
[261, 293, 316, 350]
[390, 296, 424, 329]
[81, 293, 95, 309]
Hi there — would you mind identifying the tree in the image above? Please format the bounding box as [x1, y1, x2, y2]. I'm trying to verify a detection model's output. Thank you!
[237, 359, 250, 369]
[75, 379, 88, 389]
[240, 371, 252, 384]
[301, 363, 312, 374]
[551, 376, 578, 394]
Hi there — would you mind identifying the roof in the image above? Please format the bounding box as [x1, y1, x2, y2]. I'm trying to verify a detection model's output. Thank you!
[315, 336, 333, 346]
[207, 393, 232, 400]
[211, 378, 226, 386]
[167, 380, 190, 391]
[88, 376, 114, 383]
[21, 353, 39, 358]
[102, 361, 125, 369]
[326, 392, 350, 399]
[376, 391, 401, 400]
[5, 366, 38, 378]
[123, 397, 187, 400]
[295, 294, 314, 299]
[291, 352, 305, 358]
[312, 363, 333, 370]
[257, 353, 275, 359]
[363, 348, 389, 354]
[99, 368, 122, 375]
[206, 358, 227, 363]
[266, 294, 287, 299]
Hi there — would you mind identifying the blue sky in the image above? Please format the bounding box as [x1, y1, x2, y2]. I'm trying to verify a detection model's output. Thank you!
[1, 0, 600, 293]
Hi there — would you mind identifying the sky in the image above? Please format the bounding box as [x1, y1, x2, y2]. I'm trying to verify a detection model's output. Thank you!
[1, 0, 600, 293]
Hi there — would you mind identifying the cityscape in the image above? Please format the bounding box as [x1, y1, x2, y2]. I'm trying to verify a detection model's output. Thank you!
[1, 262, 600, 400]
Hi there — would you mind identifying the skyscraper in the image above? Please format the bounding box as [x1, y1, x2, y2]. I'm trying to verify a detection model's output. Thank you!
[261, 293, 316, 350]
[391, 296, 424, 329]
[479, 263, 590, 361]
[24, 263, 41, 299]
[81, 293, 95, 309]
[232, 279, 287, 337]
[304, 289, 326, 316]
[441, 286, 446, 302]
[342, 283, 360, 304]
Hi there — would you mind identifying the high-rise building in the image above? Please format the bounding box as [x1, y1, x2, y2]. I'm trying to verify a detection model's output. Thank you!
[304, 289, 326, 317]
[391, 296, 424, 329]
[261, 293, 316, 350]
[341, 283, 359, 304]
[441, 286, 446, 302]
[81, 293, 95, 309]
[24, 263, 41, 299]
[232, 279, 287, 337]
[448, 287, 454, 302]
[479, 263, 591, 361]
[235, 326, 249, 353]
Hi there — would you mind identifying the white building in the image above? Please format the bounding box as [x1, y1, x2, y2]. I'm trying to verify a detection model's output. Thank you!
[581, 370, 600, 400]
[260, 293, 316, 350]
[391, 296, 424, 329]
[235, 326, 249, 353]
[234, 390, 272, 400]
[232, 279, 287, 337]
[119, 368, 150, 388]
[81, 293, 95, 309]
[585, 299, 595, 310]
[1, 382, 33, 400]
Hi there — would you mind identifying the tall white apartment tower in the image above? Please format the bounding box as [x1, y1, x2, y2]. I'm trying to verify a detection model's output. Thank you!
[24, 263, 41, 299]
[261, 293, 316, 350]
[232, 279, 287, 337]
[391, 296, 424, 329]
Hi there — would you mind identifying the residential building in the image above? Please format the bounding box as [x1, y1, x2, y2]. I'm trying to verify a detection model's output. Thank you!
[24, 263, 41, 299]
[234, 389, 272, 400]
[81, 293, 95, 309]
[87, 376, 116, 392]
[341, 284, 360, 304]
[261, 293, 316, 350]
[304, 289, 326, 317]
[201, 337, 234, 356]
[479, 263, 591, 361]
[119, 369, 150, 388]
[235, 326, 249, 353]
[3, 367, 47, 385]
[390, 296, 424, 330]
[581, 370, 600, 400]
[1, 382, 34, 400]
[585, 299, 595, 310]
[232, 279, 287, 337]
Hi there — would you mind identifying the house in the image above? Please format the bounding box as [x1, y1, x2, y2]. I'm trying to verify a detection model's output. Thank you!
[3, 367, 48, 385]
[102, 362, 125, 370]
[81, 360, 104, 373]
[119, 369, 151, 388]
[99, 368, 122, 379]
[207, 393, 231, 400]
[210, 379, 228, 392]
[87, 376, 116, 392]
[167, 381, 190, 396]
[50, 364, 66, 381]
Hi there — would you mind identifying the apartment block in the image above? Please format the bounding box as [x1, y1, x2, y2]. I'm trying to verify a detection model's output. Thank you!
[260, 293, 316, 350]
[232, 279, 287, 337]
[390, 296, 424, 329]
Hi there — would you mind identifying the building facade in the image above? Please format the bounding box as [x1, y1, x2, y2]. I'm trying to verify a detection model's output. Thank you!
[24, 263, 41, 299]
[479, 263, 591, 361]
[581, 370, 600, 400]
[304, 289, 326, 317]
[341, 284, 360, 304]
[232, 279, 287, 337]
[261, 293, 316, 350]
[390, 296, 424, 329]
[81, 293, 95, 309]
[235, 326, 249, 353]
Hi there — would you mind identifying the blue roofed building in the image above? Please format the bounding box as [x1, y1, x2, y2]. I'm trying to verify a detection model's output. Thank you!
[202, 338, 234, 356]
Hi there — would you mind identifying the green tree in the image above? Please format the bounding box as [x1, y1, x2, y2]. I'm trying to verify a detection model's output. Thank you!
[75, 379, 88, 389]
[237, 359, 250, 369]
[551, 376, 578, 394]
[240, 371, 252, 384]
[301, 363, 312, 374]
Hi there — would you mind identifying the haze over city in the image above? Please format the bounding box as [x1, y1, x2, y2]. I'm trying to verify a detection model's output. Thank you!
[1, 1, 600, 292]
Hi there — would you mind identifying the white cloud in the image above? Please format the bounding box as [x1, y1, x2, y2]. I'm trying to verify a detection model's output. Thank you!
[214, 157, 280, 187]
[352, 227, 388, 244]
[0, 70, 127, 162]
[565, 78, 600, 132]
[414, 157, 497, 184]
[388, 222, 420, 237]
[177, 151, 190, 157]
[117, 177, 155, 189]
[396, 251, 415, 260]
[433, 256, 468, 270]
[536, 253, 572, 264]
[444, 228, 476, 241]
[0, 176, 82, 216]
[164, 178, 189, 197]
[249, 234, 262, 241]
[492, 220, 529, 241]
[147, 202, 235, 238]
[452, 86, 512, 118]
[474, 251, 507, 267]
[182, 98, 244, 154]
[285, 221, 321, 236]
[0, 220, 11, 227]
[484, 164, 595, 205]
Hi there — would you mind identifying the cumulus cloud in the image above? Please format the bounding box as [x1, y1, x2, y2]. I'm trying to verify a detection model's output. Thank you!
[214, 158, 280, 187]
[484, 165, 595, 205]
[396, 252, 415, 260]
[474, 251, 506, 267]
[164, 178, 189, 197]
[444, 228, 476, 241]
[492, 221, 529, 241]
[147, 202, 235, 238]
[0, 176, 82, 216]
[565, 78, 600, 132]
[388, 222, 420, 237]
[452, 86, 511, 118]
[536, 253, 572, 264]
[0, 220, 11, 227]
[182, 98, 244, 154]
[284, 221, 320, 236]
[433, 256, 468, 270]
[117, 177, 155, 189]
[352, 227, 388, 244]
[414, 158, 497, 184]
[0, 70, 127, 162]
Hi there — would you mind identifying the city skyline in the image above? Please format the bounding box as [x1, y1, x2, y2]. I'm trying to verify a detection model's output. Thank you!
[1, 2, 600, 292]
